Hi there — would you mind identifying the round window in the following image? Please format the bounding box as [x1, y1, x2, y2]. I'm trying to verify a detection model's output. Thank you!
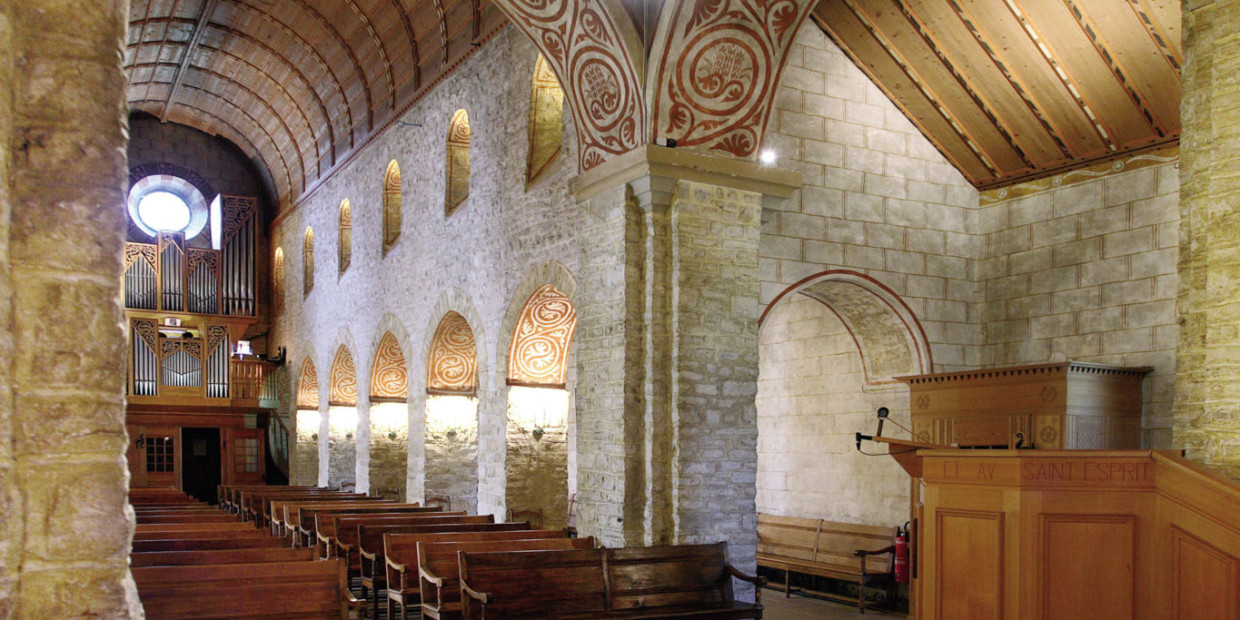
[127, 175, 210, 238]
[137, 191, 192, 232]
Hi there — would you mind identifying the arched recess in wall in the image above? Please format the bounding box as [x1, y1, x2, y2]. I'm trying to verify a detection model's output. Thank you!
[273, 247, 285, 315]
[303, 227, 314, 296]
[755, 270, 931, 526]
[369, 331, 409, 500]
[328, 345, 359, 489]
[445, 109, 471, 216]
[425, 311, 480, 512]
[505, 284, 577, 529]
[383, 160, 401, 252]
[339, 199, 352, 275]
[527, 54, 564, 186]
[294, 356, 320, 486]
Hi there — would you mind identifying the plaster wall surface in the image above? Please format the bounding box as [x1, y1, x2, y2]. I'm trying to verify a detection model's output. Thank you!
[757, 294, 911, 526]
[976, 162, 1181, 448]
[761, 25, 983, 372]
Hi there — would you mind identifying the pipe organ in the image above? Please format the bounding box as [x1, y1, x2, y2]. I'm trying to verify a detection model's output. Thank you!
[122, 195, 257, 317]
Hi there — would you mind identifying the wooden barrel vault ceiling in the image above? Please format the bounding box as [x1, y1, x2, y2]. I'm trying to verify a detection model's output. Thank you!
[125, 0, 509, 208]
[812, 0, 1182, 189]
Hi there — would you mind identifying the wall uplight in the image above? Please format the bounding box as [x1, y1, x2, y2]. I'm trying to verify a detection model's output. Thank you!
[759, 149, 777, 165]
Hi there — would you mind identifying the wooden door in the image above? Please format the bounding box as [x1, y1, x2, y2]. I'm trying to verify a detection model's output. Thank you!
[224, 427, 265, 485]
[128, 425, 181, 489]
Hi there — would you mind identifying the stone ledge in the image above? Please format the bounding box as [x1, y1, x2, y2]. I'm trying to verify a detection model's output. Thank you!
[571, 145, 803, 204]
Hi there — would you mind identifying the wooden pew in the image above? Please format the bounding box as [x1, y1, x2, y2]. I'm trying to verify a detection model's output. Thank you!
[135, 522, 258, 534]
[457, 543, 765, 619]
[756, 514, 896, 612]
[219, 484, 319, 513]
[136, 513, 241, 525]
[318, 513, 477, 562]
[131, 546, 315, 567]
[133, 537, 286, 553]
[415, 536, 594, 620]
[134, 559, 363, 619]
[291, 503, 440, 546]
[273, 498, 398, 541]
[242, 490, 369, 527]
[133, 528, 269, 541]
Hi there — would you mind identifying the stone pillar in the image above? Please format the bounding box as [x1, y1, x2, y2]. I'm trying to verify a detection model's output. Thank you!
[355, 399, 371, 493]
[1176, 0, 1240, 480]
[571, 146, 800, 597]
[0, 1, 142, 616]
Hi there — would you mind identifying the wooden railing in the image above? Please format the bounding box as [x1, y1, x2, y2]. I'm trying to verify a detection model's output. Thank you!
[230, 359, 280, 405]
[266, 413, 291, 479]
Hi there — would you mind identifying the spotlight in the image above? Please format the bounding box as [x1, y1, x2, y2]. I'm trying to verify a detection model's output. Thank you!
[759, 149, 777, 165]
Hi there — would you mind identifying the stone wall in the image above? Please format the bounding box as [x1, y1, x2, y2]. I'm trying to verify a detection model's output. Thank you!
[128, 114, 273, 207]
[761, 26, 983, 372]
[0, 2, 141, 616]
[757, 294, 911, 526]
[327, 407, 357, 488]
[293, 410, 320, 486]
[369, 402, 409, 501]
[504, 387, 568, 528]
[424, 396, 477, 512]
[977, 161, 1181, 448]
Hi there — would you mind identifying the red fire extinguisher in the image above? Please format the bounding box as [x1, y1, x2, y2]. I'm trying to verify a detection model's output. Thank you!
[894, 522, 910, 584]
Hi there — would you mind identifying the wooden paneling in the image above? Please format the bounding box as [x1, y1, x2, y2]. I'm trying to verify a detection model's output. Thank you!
[936, 509, 1003, 619]
[1039, 515, 1135, 619]
[813, 0, 1182, 189]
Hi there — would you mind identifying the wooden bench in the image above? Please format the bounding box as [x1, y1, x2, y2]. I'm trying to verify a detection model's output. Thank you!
[274, 499, 399, 541]
[238, 490, 365, 526]
[133, 537, 286, 553]
[293, 503, 445, 547]
[133, 559, 362, 619]
[756, 514, 897, 613]
[458, 542, 765, 619]
[379, 529, 565, 619]
[320, 513, 479, 564]
[131, 546, 315, 567]
[417, 536, 593, 620]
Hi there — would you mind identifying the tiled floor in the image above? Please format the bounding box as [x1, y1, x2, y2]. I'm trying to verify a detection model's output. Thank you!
[762, 588, 907, 620]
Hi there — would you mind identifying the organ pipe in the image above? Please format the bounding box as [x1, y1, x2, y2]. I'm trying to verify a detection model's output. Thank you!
[124, 257, 158, 310]
[161, 348, 202, 388]
[159, 233, 185, 312]
[207, 333, 229, 398]
[132, 331, 157, 396]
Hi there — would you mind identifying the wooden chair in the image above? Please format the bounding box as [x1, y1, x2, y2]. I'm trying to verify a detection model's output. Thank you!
[507, 508, 543, 529]
[424, 496, 450, 510]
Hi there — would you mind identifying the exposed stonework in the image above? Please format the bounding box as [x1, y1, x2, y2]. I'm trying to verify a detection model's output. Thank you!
[327, 407, 358, 488]
[505, 387, 568, 528]
[1177, 0, 1240, 479]
[1, 2, 141, 616]
[425, 396, 478, 512]
[293, 410, 320, 486]
[369, 402, 409, 501]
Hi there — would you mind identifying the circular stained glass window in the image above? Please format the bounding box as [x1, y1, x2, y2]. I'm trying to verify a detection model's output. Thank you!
[137, 191, 192, 232]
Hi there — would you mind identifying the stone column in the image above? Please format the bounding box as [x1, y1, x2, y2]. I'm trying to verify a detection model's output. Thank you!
[1176, 0, 1240, 480]
[0, 1, 142, 616]
[571, 146, 799, 596]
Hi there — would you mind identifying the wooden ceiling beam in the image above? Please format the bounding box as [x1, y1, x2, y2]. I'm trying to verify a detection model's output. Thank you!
[161, 0, 218, 123]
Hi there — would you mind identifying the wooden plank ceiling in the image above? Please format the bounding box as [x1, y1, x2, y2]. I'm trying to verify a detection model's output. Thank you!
[812, 0, 1182, 189]
[125, 0, 509, 207]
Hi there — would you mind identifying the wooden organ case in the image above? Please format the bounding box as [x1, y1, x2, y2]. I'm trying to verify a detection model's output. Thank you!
[895, 362, 1152, 450]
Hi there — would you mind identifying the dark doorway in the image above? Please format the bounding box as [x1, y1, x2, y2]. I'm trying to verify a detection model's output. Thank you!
[182, 427, 221, 504]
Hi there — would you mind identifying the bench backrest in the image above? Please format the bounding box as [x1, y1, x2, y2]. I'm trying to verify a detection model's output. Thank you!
[323, 513, 479, 547]
[285, 500, 413, 529]
[132, 528, 268, 541]
[458, 548, 606, 619]
[133, 537, 286, 552]
[134, 559, 349, 619]
[136, 522, 255, 533]
[298, 504, 444, 534]
[383, 529, 566, 575]
[136, 513, 239, 524]
[417, 537, 592, 609]
[757, 514, 896, 573]
[131, 546, 315, 567]
[606, 543, 735, 610]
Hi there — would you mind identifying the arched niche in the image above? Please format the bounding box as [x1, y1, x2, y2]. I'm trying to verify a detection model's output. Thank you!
[756, 270, 931, 526]
[328, 345, 358, 489]
[383, 160, 401, 251]
[303, 227, 314, 295]
[369, 331, 409, 500]
[445, 109, 471, 216]
[425, 311, 480, 513]
[338, 199, 352, 275]
[294, 356, 320, 486]
[527, 54, 564, 186]
[273, 247, 285, 315]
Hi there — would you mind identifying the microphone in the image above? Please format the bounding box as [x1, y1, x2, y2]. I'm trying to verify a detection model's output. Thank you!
[875, 407, 889, 437]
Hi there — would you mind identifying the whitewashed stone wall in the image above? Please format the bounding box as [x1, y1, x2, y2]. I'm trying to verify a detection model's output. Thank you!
[976, 162, 1181, 448]
[757, 294, 910, 526]
[762, 25, 983, 372]
[293, 410, 319, 486]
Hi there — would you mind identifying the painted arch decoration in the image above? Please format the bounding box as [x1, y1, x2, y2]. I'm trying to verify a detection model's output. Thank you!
[427, 311, 478, 395]
[329, 345, 358, 406]
[370, 332, 409, 401]
[649, 0, 817, 158]
[297, 357, 319, 409]
[507, 285, 577, 387]
[491, 0, 644, 171]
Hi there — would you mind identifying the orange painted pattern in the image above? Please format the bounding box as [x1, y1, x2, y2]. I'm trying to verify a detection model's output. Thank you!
[507, 285, 576, 386]
[427, 311, 478, 394]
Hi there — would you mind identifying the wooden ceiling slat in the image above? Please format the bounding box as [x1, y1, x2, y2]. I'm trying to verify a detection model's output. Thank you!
[1074, 0, 1181, 137]
[858, 0, 1039, 174]
[813, 7, 995, 184]
[1134, 0, 1182, 70]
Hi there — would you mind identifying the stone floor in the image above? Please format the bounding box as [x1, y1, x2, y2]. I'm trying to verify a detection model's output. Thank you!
[762, 588, 907, 619]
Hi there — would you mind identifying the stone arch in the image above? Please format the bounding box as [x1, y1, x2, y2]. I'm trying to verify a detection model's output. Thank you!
[296, 356, 319, 409]
[370, 331, 409, 402]
[424, 288, 490, 395]
[338, 198, 352, 275]
[445, 109, 472, 216]
[383, 160, 401, 252]
[303, 226, 314, 295]
[329, 344, 359, 406]
[273, 246, 285, 315]
[428, 312, 479, 395]
[527, 54, 564, 186]
[760, 270, 932, 385]
[496, 261, 579, 388]
[507, 285, 577, 387]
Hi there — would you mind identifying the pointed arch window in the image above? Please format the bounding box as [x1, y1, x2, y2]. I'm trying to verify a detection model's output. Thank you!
[273, 247, 285, 315]
[339, 199, 352, 275]
[527, 55, 564, 186]
[303, 227, 315, 296]
[445, 109, 471, 216]
[383, 160, 401, 252]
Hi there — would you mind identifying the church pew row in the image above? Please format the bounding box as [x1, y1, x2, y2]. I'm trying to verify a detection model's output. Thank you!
[133, 559, 363, 619]
[321, 513, 478, 563]
[131, 546, 316, 567]
[274, 498, 399, 540]
[289, 503, 444, 546]
[457, 542, 766, 620]
[242, 490, 372, 527]
[386, 532, 587, 620]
